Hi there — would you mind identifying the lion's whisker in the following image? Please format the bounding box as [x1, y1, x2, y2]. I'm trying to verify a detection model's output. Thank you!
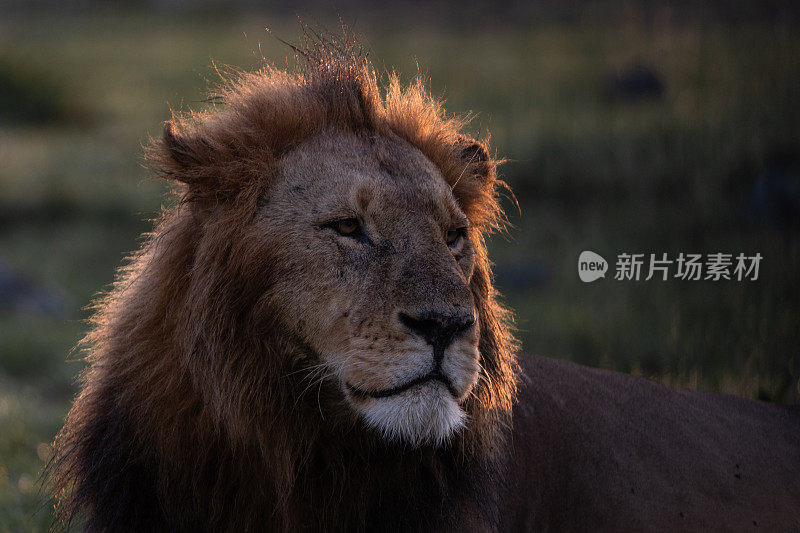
[316, 375, 325, 421]
[293, 366, 329, 407]
[282, 362, 328, 380]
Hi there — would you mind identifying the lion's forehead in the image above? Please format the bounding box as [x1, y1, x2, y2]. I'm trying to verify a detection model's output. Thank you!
[276, 131, 459, 220]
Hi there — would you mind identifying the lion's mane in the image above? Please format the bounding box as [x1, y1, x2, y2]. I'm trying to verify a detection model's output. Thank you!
[49, 33, 518, 531]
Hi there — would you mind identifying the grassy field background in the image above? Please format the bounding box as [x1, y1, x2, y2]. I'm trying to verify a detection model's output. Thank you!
[1, 3, 799, 530]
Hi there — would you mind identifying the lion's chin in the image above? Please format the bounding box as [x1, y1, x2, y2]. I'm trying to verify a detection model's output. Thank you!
[355, 380, 467, 447]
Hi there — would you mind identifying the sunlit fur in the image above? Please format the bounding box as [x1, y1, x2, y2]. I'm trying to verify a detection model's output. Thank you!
[47, 32, 518, 532]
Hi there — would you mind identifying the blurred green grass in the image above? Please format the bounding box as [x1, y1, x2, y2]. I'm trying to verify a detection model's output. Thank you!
[1, 5, 798, 530]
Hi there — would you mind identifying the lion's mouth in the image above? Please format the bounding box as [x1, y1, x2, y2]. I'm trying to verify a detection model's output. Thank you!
[348, 370, 460, 400]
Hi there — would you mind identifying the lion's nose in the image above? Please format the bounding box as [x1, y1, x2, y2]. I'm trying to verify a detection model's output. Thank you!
[398, 311, 475, 364]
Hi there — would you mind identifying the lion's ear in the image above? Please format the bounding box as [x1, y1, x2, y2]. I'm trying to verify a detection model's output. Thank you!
[163, 121, 201, 170]
[158, 121, 220, 191]
[457, 136, 495, 185]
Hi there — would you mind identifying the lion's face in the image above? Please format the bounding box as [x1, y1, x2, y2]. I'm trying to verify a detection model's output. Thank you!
[258, 131, 481, 446]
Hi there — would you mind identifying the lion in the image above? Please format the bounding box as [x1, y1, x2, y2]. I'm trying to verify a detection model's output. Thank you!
[49, 33, 800, 532]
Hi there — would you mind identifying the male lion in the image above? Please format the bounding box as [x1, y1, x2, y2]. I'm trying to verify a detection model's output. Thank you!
[50, 35, 800, 531]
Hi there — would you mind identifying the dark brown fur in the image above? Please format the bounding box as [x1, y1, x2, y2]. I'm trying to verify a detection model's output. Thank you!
[506, 356, 800, 531]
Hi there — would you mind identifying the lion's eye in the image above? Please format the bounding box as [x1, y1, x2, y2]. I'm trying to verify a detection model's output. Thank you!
[332, 218, 362, 238]
[446, 227, 465, 247]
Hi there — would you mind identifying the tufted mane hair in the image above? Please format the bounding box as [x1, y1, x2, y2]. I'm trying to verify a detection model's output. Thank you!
[48, 29, 519, 531]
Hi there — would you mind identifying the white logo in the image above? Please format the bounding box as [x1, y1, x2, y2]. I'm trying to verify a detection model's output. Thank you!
[578, 251, 608, 282]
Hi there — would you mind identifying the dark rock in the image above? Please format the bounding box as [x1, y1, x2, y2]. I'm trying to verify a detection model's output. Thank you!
[604, 63, 665, 102]
[749, 147, 800, 235]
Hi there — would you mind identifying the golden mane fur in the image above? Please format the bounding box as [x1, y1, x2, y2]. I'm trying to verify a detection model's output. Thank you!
[49, 32, 518, 531]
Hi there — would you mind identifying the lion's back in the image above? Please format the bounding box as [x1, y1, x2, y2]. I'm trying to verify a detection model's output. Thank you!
[505, 354, 800, 531]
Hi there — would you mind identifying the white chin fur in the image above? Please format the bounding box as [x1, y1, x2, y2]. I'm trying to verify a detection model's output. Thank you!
[358, 381, 466, 447]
